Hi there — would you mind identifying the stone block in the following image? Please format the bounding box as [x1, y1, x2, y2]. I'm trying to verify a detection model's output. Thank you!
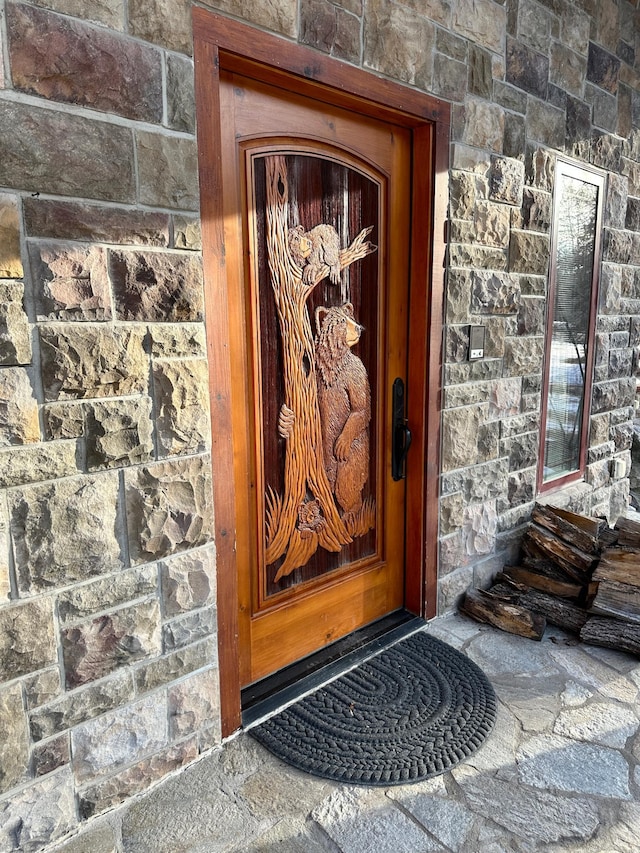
[153, 358, 210, 456]
[452, 0, 505, 53]
[172, 215, 202, 251]
[433, 53, 467, 102]
[590, 413, 610, 446]
[445, 324, 469, 363]
[0, 368, 39, 446]
[0, 769, 76, 853]
[125, 456, 214, 565]
[494, 80, 527, 114]
[136, 131, 199, 210]
[24, 198, 169, 246]
[0, 498, 9, 607]
[451, 144, 492, 175]
[163, 605, 217, 652]
[603, 175, 628, 231]
[29, 0, 124, 30]
[23, 669, 62, 711]
[462, 501, 498, 557]
[58, 565, 158, 623]
[43, 402, 84, 441]
[0, 280, 31, 365]
[462, 98, 504, 152]
[166, 53, 195, 133]
[517, 0, 553, 53]
[603, 228, 632, 265]
[526, 98, 565, 149]
[168, 667, 220, 739]
[438, 564, 474, 612]
[586, 83, 618, 133]
[566, 95, 592, 153]
[442, 404, 498, 472]
[0, 194, 23, 278]
[39, 325, 147, 400]
[489, 155, 525, 206]
[0, 683, 29, 793]
[8, 3, 162, 122]
[550, 43, 586, 97]
[525, 146, 555, 192]
[0, 598, 56, 681]
[28, 243, 111, 321]
[474, 202, 510, 247]
[471, 270, 520, 314]
[300, 0, 361, 63]
[0, 440, 79, 488]
[590, 131, 623, 173]
[506, 37, 548, 99]
[500, 412, 540, 438]
[488, 378, 522, 420]
[78, 738, 198, 819]
[501, 430, 539, 471]
[149, 324, 206, 359]
[364, 0, 435, 89]
[108, 250, 204, 322]
[63, 600, 161, 689]
[439, 492, 465, 535]
[160, 546, 216, 617]
[609, 348, 633, 379]
[506, 468, 536, 508]
[611, 422, 633, 452]
[85, 397, 154, 469]
[503, 112, 526, 160]
[48, 824, 118, 853]
[451, 245, 508, 272]
[587, 41, 620, 95]
[517, 297, 545, 335]
[10, 473, 122, 594]
[72, 693, 168, 783]
[561, 6, 590, 55]
[449, 171, 478, 219]
[468, 44, 492, 99]
[127, 0, 192, 53]
[509, 230, 550, 276]
[436, 28, 468, 62]
[442, 457, 508, 504]
[29, 670, 134, 741]
[32, 733, 70, 777]
[134, 637, 215, 693]
[519, 187, 551, 233]
[504, 336, 544, 376]
[0, 100, 135, 202]
[626, 197, 640, 233]
[591, 378, 636, 414]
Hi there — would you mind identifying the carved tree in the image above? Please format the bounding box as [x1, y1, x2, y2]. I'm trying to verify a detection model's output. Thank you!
[263, 155, 376, 581]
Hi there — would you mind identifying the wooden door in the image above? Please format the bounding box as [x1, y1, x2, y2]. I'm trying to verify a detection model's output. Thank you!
[220, 72, 413, 686]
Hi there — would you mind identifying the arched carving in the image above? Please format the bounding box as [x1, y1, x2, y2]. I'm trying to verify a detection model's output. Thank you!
[263, 155, 376, 581]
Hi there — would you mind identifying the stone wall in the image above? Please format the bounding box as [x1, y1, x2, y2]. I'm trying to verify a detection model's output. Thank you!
[0, 0, 639, 850]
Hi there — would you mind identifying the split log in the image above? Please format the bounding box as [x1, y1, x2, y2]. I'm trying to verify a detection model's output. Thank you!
[589, 579, 640, 624]
[547, 505, 606, 539]
[598, 526, 619, 548]
[532, 504, 600, 554]
[593, 548, 640, 586]
[520, 537, 584, 583]
[460, 589, 546, 640]
[580, 616, 640, 657]
[518, 589, 588, 634]
[526, 524, 597, 579]
[500, 566, 583, 600]
[613, 516, 640, 549]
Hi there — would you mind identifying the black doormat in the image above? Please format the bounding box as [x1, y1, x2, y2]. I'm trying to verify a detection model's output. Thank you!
[250, 631, 496, 786]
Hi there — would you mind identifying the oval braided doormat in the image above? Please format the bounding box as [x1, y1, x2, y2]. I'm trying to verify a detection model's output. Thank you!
[250, 631, 496, 785]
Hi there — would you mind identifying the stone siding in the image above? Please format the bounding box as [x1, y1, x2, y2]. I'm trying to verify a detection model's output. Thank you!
[0, 0, 639, 850]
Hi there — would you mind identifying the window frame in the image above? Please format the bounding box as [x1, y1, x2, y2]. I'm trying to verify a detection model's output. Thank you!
[537, 158, 606, 494]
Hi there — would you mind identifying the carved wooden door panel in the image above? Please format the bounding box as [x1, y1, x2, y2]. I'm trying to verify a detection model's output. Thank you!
[220, 72, 412, 686]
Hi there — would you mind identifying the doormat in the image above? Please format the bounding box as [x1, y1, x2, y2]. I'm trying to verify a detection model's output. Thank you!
[250, 631, 496, 785]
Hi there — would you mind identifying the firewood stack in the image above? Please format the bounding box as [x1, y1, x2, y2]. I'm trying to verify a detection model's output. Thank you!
[460, 503, 640, 656]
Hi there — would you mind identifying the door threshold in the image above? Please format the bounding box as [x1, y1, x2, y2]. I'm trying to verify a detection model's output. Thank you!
[241, 610, 425, 728]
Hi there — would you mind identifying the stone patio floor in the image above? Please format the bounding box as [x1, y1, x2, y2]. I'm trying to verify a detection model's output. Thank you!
[54, 613, 640, 853]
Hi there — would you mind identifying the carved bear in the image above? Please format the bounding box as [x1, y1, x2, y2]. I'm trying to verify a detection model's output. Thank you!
[314, 302, 371, 519]
[288, 224, 342, 286]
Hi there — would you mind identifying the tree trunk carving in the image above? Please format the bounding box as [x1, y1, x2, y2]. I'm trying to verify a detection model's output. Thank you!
[263, 155, 376, 581]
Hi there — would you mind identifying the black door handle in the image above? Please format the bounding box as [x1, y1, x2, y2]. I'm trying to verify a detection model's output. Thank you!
[392, 377, 412, 481]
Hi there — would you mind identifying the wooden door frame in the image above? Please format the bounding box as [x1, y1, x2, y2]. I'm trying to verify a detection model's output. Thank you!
[193, 9, 449, 737]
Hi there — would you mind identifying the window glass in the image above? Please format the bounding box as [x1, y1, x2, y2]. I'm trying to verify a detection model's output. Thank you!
[541, 163, 603, 488]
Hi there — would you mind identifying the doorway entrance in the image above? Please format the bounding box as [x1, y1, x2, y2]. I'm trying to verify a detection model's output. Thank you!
[194, 11, 448, 736]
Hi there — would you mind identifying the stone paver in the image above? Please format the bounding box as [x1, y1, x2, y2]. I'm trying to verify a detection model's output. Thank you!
[51, 614, 640, 853]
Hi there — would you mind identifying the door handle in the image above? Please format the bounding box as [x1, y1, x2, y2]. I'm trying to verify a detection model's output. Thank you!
[392, 377, 412, 481]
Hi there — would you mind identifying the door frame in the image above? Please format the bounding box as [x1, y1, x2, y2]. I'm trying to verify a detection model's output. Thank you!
[193, 9, 449, 737]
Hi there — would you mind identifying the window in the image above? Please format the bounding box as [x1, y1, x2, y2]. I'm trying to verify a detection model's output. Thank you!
[539, 160, 605, 491]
